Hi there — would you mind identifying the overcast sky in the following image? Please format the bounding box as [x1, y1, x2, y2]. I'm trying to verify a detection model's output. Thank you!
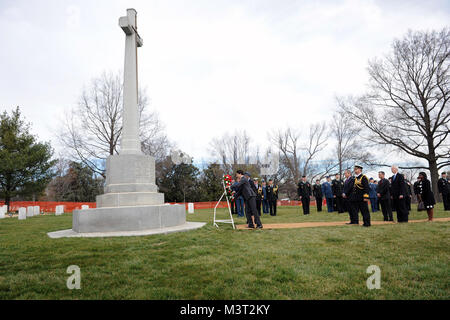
[1, 0, 449, 167]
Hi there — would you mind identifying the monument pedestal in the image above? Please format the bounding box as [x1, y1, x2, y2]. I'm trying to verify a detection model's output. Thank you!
[96, 153, 164, 206]
[70, 153, 190, 234]
[72, 203, 186, 233]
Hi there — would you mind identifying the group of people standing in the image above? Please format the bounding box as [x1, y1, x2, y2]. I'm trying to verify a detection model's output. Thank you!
[297, 165, 374, 226]
[229, 166, 449, 229]
[298, 165, 449, 226]
[229, 171, 279, 228]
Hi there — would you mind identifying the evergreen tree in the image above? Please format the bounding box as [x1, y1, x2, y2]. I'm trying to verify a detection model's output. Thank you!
[47, 161, 104, 202]
[0, 107, 55, 211]
[157, 157, 200, 202]
[198, 163, 224, 201]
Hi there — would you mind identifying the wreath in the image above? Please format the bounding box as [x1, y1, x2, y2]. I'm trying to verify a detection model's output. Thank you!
[223, 174, 234, 199]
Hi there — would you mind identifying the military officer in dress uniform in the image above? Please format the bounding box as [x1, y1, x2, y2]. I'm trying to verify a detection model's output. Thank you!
[388, 177, 395, 212]
[377, 171, 393, 221]
[342, 169, 356, 224]
[438, 172, 450, 211]
[313, 179, 323, 212]
[405, 179, 413, 211]
[349, 164, 371, 227]
[261, 180, 269, 214]
[297, 176, 312, 215]
[267, 179, 279, 216]
[254, 178, 262, 216]
[332, 173, 345, 213]
[369, 178, 378, 212]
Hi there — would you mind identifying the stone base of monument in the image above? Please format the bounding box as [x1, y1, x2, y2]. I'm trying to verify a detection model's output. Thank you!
[73, 204, 186, 233]
[47, 221, 206, 238]
[47, 204, 205, 238]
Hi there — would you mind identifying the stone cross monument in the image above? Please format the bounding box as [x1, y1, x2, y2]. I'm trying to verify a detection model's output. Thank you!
[119, 9, 143, 155]
[46, 9, 205, 237]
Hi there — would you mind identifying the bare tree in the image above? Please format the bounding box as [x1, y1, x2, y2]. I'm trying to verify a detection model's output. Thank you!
[271, 127, 302, 184]
[331, 103, 374, 176]
[340, 28, 450, 195]
[301, 122, 328, 177]
[271, 124, 328, 181]
[46, 156, 71, 201]
[59, 71, 171, 177]
[140, 111, 173, 163]
[309, 158, 340, 182]
[270, 123, 328, 198]
[209, 130, 254, 174]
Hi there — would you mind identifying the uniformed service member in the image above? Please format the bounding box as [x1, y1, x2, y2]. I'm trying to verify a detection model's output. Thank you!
[253, 178, 262, 216]
[438, 172, 450, 211]
[313, 179, 323, 212]
[342, 169, 356, 224]
[349, 164, 371, 227]
[266, 179, 279, 216]
[297, 176, 312, 215]
[377, 171, 393, 221]
[332, 173, 345, 213]
[405, 179, 412, 211]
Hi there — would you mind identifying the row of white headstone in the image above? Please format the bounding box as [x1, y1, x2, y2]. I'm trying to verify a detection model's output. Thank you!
[0, 204, 90, 220]
[20, 206, 42, 220]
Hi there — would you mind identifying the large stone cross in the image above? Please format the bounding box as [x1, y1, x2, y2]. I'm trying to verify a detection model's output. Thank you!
[119, 8, 143, 155]
[48, 8, 204, 238]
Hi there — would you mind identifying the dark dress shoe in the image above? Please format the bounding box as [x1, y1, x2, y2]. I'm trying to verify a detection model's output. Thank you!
[362, 224, 371, 227]
[248, 225, 255, 229]
[256, 225, 263, 229]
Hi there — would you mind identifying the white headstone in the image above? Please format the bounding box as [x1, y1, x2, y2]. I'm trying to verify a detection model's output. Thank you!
[18, 207, 27, 220]
[55, 205, 64, 216]
[27, 206, 34, 217]
[188, 203, 194, 214]
[33, 206, 40, 216]
[0, 205, 5, 219]
[81, 205, 89, 210]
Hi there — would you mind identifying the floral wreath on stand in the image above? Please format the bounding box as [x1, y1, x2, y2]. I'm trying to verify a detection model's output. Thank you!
[223, 174, 234, 200]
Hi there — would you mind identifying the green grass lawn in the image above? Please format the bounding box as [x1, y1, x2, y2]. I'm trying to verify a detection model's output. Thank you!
[0, 203, 449, 299]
